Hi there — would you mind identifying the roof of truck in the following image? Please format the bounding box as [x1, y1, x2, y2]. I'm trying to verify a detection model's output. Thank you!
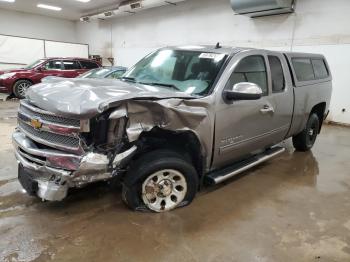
[169, 45, 251, 55]
[165, 45, 326, 59]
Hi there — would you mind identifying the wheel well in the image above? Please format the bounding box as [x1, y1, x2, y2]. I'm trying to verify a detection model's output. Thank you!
[310, 102, 326, 133]
[134, 127, 205, 176]
[12, 78, 33, 90]
[14, 78, 33, 84]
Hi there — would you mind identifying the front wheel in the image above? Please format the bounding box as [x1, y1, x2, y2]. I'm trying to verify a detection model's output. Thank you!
[122, 150, 198, 212]
[13, 80, 32, 99]
[293, 113, 320, 151]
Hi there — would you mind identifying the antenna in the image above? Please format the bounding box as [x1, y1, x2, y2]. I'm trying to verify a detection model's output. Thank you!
[215, 42, 221, 49]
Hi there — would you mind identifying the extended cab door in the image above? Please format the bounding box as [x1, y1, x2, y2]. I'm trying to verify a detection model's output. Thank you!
[212, 50, 294, 169]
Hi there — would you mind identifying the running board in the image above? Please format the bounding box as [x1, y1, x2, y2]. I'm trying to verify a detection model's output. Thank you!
[205, 146, 286, 185]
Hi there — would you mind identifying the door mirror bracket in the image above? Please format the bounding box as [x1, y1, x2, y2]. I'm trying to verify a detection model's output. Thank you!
[224, 82, 263, 101]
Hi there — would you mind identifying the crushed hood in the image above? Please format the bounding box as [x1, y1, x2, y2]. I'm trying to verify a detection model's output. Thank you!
[26, 78, 194, 119]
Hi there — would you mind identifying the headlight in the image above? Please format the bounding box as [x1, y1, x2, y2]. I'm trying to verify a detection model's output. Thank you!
[0, 73, 16, 79]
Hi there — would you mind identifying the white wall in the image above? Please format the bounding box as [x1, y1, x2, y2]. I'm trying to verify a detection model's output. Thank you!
[74, 0, 350, 124]
[0, 9, 89, 70]
[75, 20, 112, 65]
[100, 0, 350, 64]
[0, 9, 77, 42]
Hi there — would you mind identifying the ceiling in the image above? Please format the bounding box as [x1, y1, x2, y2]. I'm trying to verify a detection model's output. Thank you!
[0, 0, 124, 20]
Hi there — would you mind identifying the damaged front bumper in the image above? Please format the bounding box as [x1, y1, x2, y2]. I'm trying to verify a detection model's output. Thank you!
[12, 130, 136, 201]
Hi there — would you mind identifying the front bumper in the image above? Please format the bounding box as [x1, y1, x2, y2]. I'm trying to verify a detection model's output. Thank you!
[0, 86, 11, 94]
[13, 130, 137, 201]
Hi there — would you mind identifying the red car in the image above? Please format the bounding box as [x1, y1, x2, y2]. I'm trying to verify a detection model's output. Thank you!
[0, 58, 101, 98]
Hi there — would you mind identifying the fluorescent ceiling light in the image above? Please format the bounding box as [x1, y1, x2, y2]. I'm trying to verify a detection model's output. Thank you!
[37, 4, 62, 11]
[0, 0, 16, 2]
[76, 0, 91, 2]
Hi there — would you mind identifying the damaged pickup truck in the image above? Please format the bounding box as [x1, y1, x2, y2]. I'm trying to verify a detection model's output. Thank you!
[12, 46, 332, 212]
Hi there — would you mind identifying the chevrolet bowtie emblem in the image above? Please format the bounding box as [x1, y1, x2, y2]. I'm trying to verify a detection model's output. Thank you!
[30, 118, 42, 129]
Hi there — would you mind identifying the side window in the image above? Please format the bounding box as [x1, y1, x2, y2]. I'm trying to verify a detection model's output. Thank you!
[268, 56, 285, 93]
[44, 60, 62, 70]
[107, 70, 125, 79]
[312, 59, 329, 79]
[80, 61, 99, 69]
[292, 58, 315, 81]
[62, 60, 81, 70]
[227, 55, 268, 95]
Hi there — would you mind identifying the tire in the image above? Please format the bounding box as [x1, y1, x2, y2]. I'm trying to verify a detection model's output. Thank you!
[293, 113, 320, 152]
[122, 149, 198, 212]
[13, 80, 32, 99]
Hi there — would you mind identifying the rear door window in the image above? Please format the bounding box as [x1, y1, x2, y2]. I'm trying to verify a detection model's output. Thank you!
[312, 59, 329, 79]
[268, 56, 285, 93]
[80, 60, 99, 69]
[62, 60, 81, 70]
[292, 58, 315, 81]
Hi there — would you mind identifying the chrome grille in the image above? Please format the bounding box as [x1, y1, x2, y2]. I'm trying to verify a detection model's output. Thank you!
[19, 121, 80, 149]
[20, 101, 80, 127]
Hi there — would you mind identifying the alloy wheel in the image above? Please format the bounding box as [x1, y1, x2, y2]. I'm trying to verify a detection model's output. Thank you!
[17, 82, 30, 97]
[142, 169, 187, 212]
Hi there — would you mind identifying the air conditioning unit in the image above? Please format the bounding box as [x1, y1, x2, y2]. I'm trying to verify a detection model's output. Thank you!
[89, 9, 129, 20]
[104, 11, 115, 17]
[230, 0, 295, 18]
[80, 0, 187, 21]
[119, 0, 185, 13]
[119, 1, 142, 13]
[80, 16, 90, 22]
[130, 1, 142, 10]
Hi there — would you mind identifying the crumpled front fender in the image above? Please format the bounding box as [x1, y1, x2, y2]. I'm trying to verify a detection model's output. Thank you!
[109, 98, 214, 170]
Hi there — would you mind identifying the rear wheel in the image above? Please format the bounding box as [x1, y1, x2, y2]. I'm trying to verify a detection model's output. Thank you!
[122, 150, 198, 212]
[13, 80, 32, 99]
[293, 113, 320, 151]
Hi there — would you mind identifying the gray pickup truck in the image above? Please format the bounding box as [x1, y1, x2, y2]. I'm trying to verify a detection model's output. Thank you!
[12, 45, 332, 212]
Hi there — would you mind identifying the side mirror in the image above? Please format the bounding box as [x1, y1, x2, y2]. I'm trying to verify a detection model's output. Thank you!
[36, 67, 44, 72]
[224, 82, 262, 101]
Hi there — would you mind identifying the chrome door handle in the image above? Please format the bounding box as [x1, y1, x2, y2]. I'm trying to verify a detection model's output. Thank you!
[260, 105, 274, 114]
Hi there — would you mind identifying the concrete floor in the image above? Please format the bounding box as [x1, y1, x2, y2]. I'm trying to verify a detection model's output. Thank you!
[1, 101, 350, 262]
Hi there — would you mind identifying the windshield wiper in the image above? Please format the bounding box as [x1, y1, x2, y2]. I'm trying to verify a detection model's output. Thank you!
[121, 76, 136, 83]
[141, 82, 181, 91]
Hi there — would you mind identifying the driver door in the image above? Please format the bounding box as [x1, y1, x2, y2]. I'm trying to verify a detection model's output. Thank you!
[212, 51, 293, 169]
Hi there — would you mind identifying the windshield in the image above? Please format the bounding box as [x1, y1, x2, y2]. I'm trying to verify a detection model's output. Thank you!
[24, 59, 46, 69]
[79, 68, 113, 79]
[123, 49, 227, 95]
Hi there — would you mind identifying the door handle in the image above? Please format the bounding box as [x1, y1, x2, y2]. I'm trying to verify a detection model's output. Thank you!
[260, 105, 274, 114]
